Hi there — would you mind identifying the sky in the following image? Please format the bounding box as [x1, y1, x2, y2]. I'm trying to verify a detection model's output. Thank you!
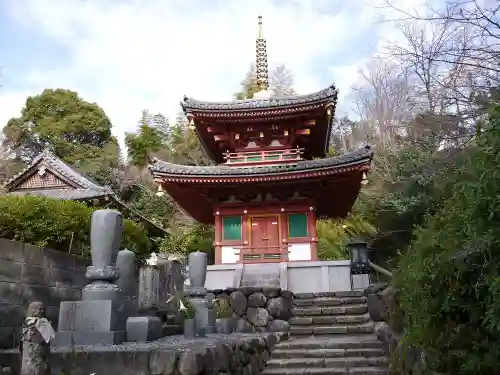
[0, 0, 430, 148]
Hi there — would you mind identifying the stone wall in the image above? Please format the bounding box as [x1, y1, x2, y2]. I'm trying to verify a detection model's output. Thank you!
[210, 287, 293, 333]
[0, 332, 289, 375]
[0, 238, 89, 349]
[365, 283, 426, 374]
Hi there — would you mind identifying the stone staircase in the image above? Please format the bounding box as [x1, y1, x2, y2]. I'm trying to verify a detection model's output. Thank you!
[262, 291, 389, 375]
[289, 292, 374, 336]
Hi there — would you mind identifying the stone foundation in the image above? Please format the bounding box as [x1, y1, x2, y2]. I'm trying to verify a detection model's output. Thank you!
[0, 332, 289, 375]
[210, 287, 293, 333]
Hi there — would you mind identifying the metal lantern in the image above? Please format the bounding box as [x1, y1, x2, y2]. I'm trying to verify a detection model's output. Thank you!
[347, 240, 370, 275]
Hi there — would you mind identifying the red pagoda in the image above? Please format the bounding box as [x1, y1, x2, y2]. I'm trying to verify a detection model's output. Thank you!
[149, 16, 373, 265]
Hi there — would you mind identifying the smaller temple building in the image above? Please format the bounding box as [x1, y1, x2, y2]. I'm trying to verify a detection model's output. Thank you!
[3, 149, 113, 201]
[2, 149, 169, 237]
[150, 16, 373, 265]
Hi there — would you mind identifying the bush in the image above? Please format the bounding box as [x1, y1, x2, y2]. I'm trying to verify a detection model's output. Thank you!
[0, 195, 151, 257]
[317, 214, 376, 260]
[395, 104, 500, 374]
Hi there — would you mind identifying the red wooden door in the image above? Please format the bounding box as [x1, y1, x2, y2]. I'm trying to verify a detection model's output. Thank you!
[243, 216, 282, 263]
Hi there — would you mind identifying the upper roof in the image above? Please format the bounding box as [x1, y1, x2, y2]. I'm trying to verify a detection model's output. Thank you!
[3, 149, 113, 200]
[150, 146, 372, 181]
[181, 84, 339, 163]
[181, 84, 338, 114]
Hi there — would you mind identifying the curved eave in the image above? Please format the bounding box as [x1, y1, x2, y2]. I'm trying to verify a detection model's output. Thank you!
[181, 84, 338, 114]
[149, 146, 373, 183]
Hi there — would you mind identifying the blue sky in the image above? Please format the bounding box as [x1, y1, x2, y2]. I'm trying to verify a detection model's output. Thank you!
[0, 0, 425, 146]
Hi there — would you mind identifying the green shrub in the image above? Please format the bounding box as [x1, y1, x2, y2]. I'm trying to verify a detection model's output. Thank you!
[0, 195, 151, 257]
[395, 104, 500, 374]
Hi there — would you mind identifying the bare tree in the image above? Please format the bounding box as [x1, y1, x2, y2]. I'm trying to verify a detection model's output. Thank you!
[383, 0, 499, 114]
[234, 63, 297, 99]
[351, 58, 416, 148]
[269, 64, 296, 97]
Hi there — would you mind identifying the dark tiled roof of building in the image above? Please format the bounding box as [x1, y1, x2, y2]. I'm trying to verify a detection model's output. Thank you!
[3, 149, 113, 200]
[149, 146, 373, 177]
[181, 84, 338, 112]
[7, 188, 110, 200]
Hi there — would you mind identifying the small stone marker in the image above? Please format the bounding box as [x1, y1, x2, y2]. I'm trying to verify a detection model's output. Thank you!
[126, 316, 162, 342]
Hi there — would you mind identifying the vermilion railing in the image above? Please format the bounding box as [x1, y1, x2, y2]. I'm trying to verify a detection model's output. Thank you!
[223, 148, 304, 165]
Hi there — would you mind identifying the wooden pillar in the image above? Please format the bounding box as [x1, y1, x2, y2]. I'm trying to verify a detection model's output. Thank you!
[308, 208, 318, 261]
[279, 212, 289, 261]
[214, 212, 222, 264]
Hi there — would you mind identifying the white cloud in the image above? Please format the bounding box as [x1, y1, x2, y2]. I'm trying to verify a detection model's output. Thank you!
[0, 0, 435, 149]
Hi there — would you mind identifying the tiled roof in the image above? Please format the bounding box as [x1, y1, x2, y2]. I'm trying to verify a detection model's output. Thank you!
[3, 149, 113, 200]
[149, 146, 373, 177]
[181, 84, 338, 112]
[7, 188, 110, 200]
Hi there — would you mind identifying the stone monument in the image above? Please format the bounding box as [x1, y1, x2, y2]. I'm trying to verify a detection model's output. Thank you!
[186, 251, 210, 336]
[116, 248, 138, 318]
[137, 253, 184, 335]
[53, 210, 128, 346]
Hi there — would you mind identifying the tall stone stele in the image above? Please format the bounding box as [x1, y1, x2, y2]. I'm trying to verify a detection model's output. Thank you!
[186, 251, 213, 335]
[53, 210, 128, 346]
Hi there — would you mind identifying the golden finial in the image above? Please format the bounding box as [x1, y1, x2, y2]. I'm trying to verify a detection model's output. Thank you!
[258, 14, 263, 39]
[255, 15, 269, 91]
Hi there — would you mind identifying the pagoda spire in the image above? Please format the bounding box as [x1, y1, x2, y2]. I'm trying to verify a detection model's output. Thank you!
[255, 15, 269, 91]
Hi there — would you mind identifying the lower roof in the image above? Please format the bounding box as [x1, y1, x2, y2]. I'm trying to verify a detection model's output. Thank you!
[150, 146, 373, 223]
[149, 146, 373, 181]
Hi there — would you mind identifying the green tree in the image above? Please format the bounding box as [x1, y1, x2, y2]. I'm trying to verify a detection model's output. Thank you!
[2, 89, 120, 183]
[125, 110, 164, 168]
[395, 103, 500, 374]
[234, 63, 259, 100]
[165, 115, 212, 166]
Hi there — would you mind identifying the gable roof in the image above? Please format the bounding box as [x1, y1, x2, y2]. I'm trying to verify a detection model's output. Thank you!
[3, 149, 113, 200]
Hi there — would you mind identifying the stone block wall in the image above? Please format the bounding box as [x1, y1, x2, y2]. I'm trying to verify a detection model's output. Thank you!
[0, 332, 290, 375]
[0, 238, 90, 349]
[210, 287, 293, 333]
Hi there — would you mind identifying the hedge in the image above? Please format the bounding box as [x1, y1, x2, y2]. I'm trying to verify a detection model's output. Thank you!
[0, 195, 151, 257]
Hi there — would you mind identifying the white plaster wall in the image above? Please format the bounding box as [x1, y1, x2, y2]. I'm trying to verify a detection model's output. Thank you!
[288, 243, 311, 261]
[205, 264, 238, 289]
[287, 261, 352, 293]
[221, 246, 239, 264]
[205, 260, 360, 293]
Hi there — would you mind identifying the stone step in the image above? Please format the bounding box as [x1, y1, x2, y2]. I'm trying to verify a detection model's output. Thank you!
[290, 313, 370, 325]
[271, 348, 386, 359]
[293, 297, 366, 307]
[261, 367, 388, 375]
[266, 356, 389, 369]
[290, 322, 375, 335]
[276, 335, 382, 350]
[292, 305, 368, 316]
[293, 297, 367, 307]
[294, 291, 364, 299]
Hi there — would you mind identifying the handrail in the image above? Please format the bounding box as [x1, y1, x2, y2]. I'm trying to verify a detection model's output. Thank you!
[369, 261, 393, 278]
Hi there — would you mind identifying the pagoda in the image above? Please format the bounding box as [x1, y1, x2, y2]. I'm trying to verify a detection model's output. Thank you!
[149, 16, 373, 265]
